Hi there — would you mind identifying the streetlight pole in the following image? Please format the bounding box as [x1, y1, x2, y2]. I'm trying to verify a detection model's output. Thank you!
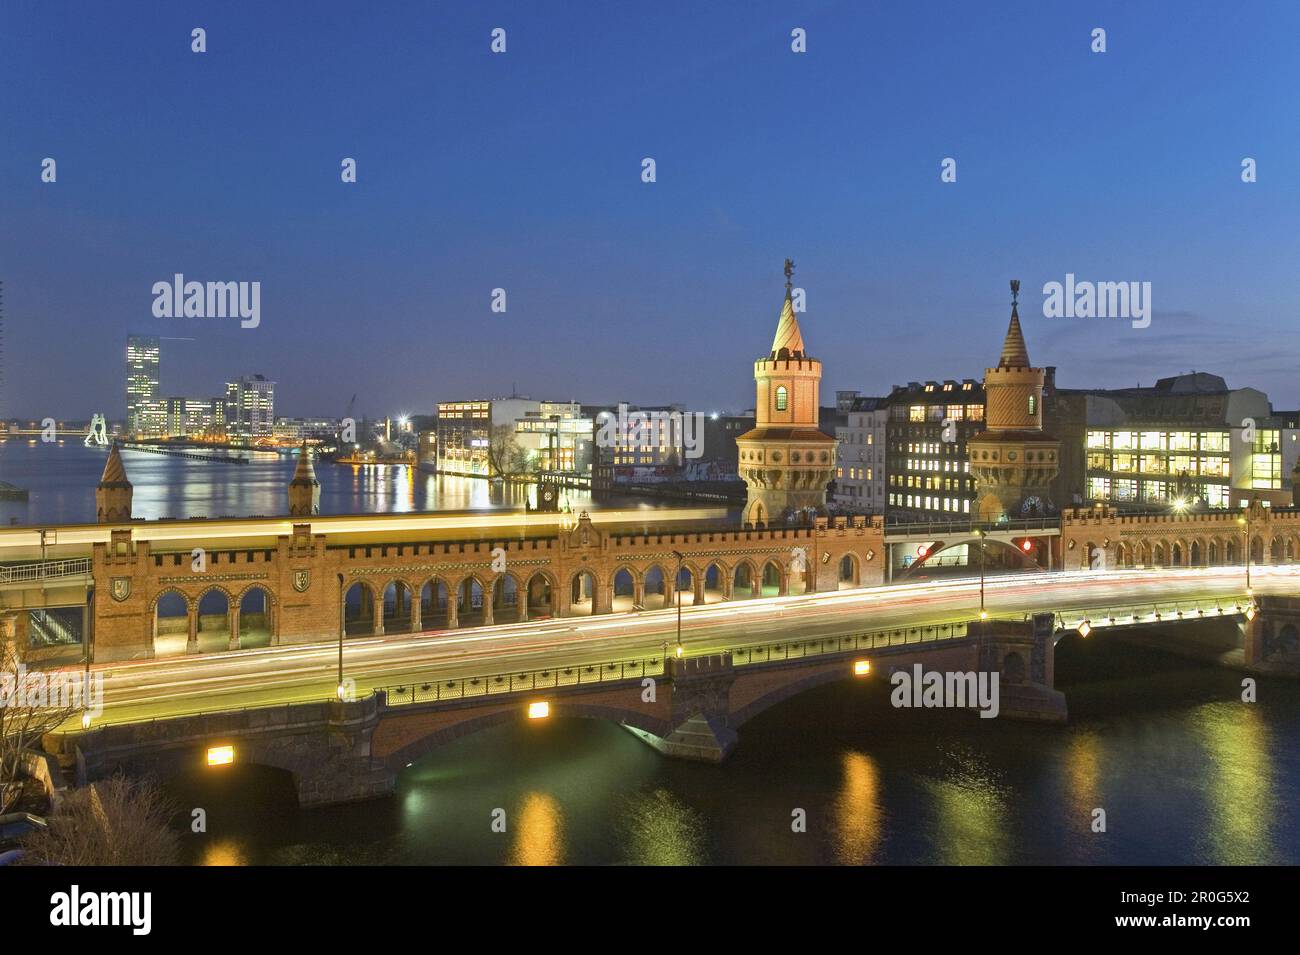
[337, 573, 346, 699]
[975, 529, 988, 619]
[1239, 506, 1252, 595]
[672, 550, 684, 658]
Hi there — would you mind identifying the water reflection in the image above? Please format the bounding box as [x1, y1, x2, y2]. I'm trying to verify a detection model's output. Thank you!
[832, 750, 882, 864]
[925, 745, 1009, 865]
[620, 789, 708, 865]
[508, 792, 565, 866]
[1192, 702, 1276, 865]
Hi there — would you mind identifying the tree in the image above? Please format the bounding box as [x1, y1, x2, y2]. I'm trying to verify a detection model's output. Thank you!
[485, 424, 530, 480]
[0, 639, 77, 813]
[20, 774, 180, 866]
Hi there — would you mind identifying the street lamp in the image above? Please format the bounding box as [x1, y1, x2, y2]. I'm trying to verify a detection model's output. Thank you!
[1238, 508, 1253, 595]
[337, 572, 346, 700]
[672, 550, 685, 659]
[974, 529, 988, 619]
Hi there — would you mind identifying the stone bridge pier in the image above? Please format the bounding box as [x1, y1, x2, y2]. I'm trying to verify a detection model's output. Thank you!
[1244, 596, 1300, 675]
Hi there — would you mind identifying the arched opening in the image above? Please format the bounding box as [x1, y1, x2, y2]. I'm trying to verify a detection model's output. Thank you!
[673, 564, 699, 607]
[702, 563, 725, 604]
[195, 589, 230, 653]
[492, 575, 519, 621]
[153, 591, 190, 657]
[458, 577, 487, 626]
[733, 562, 757, 600]
[1226, 540, 1238, 565]
[1171, 542, 1183, 567]
[642, 566, 667, 610]
[420, 578, 450, 629]
[787, 554, 811, 595]
[838, 554, 859, 588]
[1288, 539, 1297, 563]
[525, 572, 556, 619]
[238, 586, 273, 648]
[1208, 539, 1220, 566]
[569, 571, 595, 616]
[383, 580, 413, 634]
[1190, 540, 1202, 567]
[344, 582, 375, 637]
[761, 560, 783, 598]
[748, 500, 766, 528]
[1250, 536, 1264, 565]
[1270, 537, 1285, 565]
[612, 568, 635, 613]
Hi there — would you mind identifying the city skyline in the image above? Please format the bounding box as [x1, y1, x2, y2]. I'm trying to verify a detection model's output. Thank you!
[4, 2, 1300, 420]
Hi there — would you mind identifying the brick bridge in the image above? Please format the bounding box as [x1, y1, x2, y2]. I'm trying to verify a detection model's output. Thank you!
[58, 599, 1300, 808]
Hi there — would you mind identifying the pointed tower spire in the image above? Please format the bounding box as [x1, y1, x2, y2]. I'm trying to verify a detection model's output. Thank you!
[95, 442, 133, 522]
[998, 279, 1030, 368]
[288, 441, 320, 516]
[770, 258, 807, 358]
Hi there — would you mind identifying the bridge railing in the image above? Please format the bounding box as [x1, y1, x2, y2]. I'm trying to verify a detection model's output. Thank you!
[0, 557, 93, 585]
[884, 517, 1059, 538]
[731, 621, 969, 666]
[381, 656, 667, 707]
[1052, 595, 1253, 630]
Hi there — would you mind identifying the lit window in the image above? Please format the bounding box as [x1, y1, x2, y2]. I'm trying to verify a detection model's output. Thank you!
[775, 386, 788, 412]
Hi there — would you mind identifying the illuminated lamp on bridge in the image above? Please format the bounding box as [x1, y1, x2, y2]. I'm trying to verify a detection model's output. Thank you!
[527, 701, 550, 720]
[853, 659, 871, 676]
[1077, 620, 1091, 638]
[206, 744, 235, 767]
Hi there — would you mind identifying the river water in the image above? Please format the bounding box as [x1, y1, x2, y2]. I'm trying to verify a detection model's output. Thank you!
[0, 440, 609, 525]
[5, 441, 1298, 865]
[167, 641, 1300, 866]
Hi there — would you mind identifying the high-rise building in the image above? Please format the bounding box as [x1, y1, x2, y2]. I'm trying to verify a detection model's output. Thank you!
[224, 375, 276, 439]
[126, 335, 162, 435]
[735, 261, 838, 525]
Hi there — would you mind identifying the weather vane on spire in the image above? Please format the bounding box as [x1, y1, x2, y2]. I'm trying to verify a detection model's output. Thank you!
[1010, 279, 1020, 307]
[784, 258, 795, 294]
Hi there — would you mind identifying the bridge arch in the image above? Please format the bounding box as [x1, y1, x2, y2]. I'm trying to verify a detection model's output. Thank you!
[732, 560, 759, 599]
[568, 569, 597, 616]
[642, 565, 668, 610]
[382, 579, 414, 633]
[151, 588, 193, 658]
[702, 561, 726, 603]
[236, 584, 275, 648]
[343, 580, 377, 636]
[418, 576, 451, 629]
[490, 572, 522, 622]
[524, 570, 558, 619]
[195, 585, 233, 652]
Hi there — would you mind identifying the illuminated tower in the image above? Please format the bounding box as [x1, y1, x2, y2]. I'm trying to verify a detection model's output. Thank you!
[967, 281, 1059, 521]
[95, 443, 133, 523]
[288, 442, 321, 516]
[736, 260, 838, 526]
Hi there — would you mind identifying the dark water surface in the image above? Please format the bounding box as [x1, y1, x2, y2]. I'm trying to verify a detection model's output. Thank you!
[169, 641, 1300, 866]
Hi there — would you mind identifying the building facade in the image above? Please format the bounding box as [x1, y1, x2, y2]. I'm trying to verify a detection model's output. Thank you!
[834, 395, 888, 512]
[125, 335, 163, 436]
[224, 375, 277, 440]
[436, 397, 541, 476]
[880, 380, 986, 521]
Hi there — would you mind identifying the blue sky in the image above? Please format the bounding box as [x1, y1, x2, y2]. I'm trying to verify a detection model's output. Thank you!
[3, 0, 1299, 419]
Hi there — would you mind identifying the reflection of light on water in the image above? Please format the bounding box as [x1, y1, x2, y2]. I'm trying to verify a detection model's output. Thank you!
[508, 792, 564, 866]
[621, 789, 706, 865]
[1064, 729, 1102, 824]
[200, 839, 247, 866]
[833, 750, 881, 864]
[926, 747, 1008, 865]
[1192, 702, 1276, 864]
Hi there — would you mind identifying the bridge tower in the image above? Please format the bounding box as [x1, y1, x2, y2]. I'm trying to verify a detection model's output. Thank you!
[95, 443, 133, 523]
[288, 442, 321, 516]
[735, 260, 838, 526]
[967, 281, 1060, 521]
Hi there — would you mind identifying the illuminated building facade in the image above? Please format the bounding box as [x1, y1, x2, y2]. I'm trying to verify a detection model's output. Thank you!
[224, 375, 277, 440]
[436, 397, 541, 476]
[879, 380, 985, 521]
[514, 401, 594, 474]
[125, 335, 163, 436]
